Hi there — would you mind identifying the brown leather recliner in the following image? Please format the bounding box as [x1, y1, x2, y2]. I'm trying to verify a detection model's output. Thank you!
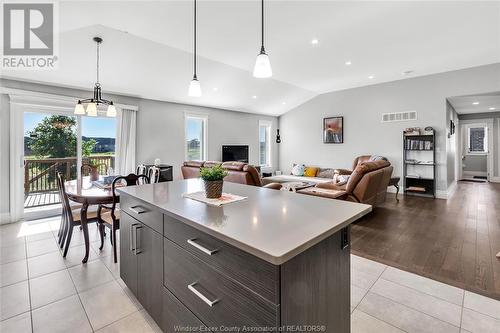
[335, 155, 387, 177]
[181, 161, 281, 189]
[300, 160, 393, 205]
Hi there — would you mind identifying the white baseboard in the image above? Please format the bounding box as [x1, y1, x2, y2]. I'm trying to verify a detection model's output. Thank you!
[436, 190, 448, 199]
[463, 171, 487, 177]
[0, 213, 11, 225]
[446, 181, 457, 199]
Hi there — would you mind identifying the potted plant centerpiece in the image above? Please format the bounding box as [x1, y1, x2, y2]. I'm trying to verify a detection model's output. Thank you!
[200, 164, 228, 199]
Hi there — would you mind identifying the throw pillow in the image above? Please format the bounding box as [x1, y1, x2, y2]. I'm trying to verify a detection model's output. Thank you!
[317, 168, 334, 178]
[304, 167, 319, 177]
[291, 164, 305, 176]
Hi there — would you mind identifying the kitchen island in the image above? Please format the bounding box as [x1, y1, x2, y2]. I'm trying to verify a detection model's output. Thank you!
[117, 179, 371, 332]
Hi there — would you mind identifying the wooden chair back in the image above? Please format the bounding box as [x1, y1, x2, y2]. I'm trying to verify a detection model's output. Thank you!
[56, 172, 74, 224]
[110, 173, 150, 212]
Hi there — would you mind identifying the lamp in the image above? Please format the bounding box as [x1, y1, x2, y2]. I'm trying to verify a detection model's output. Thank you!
[74, 37, 116, 117]
[253, 0, 272, 78]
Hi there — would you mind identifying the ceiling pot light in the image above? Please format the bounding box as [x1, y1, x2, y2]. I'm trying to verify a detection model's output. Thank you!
[188, 0, 202, 97]
[311, 39, 319, 45]
[74, 37, 115, 117]
[368, 75, 375, 79]
[472, 102, 479, 105]
[253, 0, 272, 78]
[489, 107, 496, 110]
[345, 61, 352, 65]
[252, 95, 257, 99]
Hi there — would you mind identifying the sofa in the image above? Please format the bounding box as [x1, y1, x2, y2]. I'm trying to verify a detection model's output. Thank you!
[181, 161, 281, 189]
[297, 159, 393, 205]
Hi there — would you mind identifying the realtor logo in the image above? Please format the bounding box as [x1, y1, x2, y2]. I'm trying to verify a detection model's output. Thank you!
[2, 1, 58, 69]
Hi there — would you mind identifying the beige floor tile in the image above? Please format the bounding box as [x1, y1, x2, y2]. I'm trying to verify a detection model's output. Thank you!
[351, 255, 387, 277]
[0, 259, 28, 287]
[381, 266, 464, 305]
[0, 311, 32, 333]
[358, 292, 460, 333]
[27, 251, 66, 278]
[351, 284, 368, 311]
[68, 259, 114, 292]
[0, 225, 25, 247]
[0, 281, 30, 321]
[463, 291, 500, 320]
[63, 244, 99, 268]
[96, 310, 155, 333]
[116, 278, 143, 310]
[461, 308, 500, 333]
[138, 309, 162, 333]
[371, 278, 462, 326]
[79, 280, 138, 330]
[351, 267, 380, 290]
[32, 294, 93, 333]
[351, 309, 404, 333]
[100, 255, 120, 279]
[30, 269, 76, 309]
[27, 237, 59, 258]
[26, 231, 56, 243]
[0, 243, 26, 265]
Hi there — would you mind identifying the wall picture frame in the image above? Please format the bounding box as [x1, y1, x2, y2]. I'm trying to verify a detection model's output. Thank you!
[323, 116, 344, 144]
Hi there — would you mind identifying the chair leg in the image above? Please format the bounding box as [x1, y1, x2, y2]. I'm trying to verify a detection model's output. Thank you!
[112, 226, 118, 263]
[98, 223, 105, 250]
[395, 184, 400, 201]
[59, 214, 68, 249]
[63, 225, 73, 257]
[109, 229, 113, 246]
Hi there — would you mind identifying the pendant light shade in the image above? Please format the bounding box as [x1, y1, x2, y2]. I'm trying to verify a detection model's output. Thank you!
[86, 102, 97, 117]
[253, 0, 272, 78]
[106, 102, 117, 117]
[253, 50, 272, 78]
[74, 100, 86, 115]
[188, 0, 202, 97]
[188, 77, 202, 97]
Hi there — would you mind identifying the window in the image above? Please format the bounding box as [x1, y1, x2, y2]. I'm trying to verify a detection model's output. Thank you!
[185, 114, 207, 161]
[467, 125, 488, 154]
[259, 120, 272, 167]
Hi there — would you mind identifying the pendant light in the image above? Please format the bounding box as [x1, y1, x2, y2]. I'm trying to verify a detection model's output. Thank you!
[188, 0, 202, 97]
[253, 0, 272, 78]
[74, 37, 116, 117]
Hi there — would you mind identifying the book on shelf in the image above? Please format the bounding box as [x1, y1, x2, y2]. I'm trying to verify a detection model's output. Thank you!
[404, 138, 433, 150]
[407, 186, 426, 192]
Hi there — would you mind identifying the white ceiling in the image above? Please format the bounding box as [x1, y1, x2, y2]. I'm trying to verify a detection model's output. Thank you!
[2, 1, 500, 116]
[448, 93, 500, 115]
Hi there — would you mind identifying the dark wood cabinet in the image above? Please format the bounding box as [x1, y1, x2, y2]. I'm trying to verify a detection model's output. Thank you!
[120, 211, 164, 327]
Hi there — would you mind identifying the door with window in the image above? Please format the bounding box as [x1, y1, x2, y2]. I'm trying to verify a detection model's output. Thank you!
[185, 114, 207, 161]
[461, 123, 490, 181]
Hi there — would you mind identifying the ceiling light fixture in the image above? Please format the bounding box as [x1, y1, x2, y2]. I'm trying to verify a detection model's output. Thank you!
[472, 102, 479, 105]
[368, 75, 375, 79]
[489, 107, 496, 110]
[311, 39, 319, 45]
[252, 95, 257, 99]
[74, 37, 116, 117]
[188, 0, 202, 97]
[253, 0, 272, 78]
[345, 61, 352, 65]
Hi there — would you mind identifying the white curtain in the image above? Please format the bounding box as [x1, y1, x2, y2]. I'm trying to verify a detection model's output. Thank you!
[116, 108, 137, 175]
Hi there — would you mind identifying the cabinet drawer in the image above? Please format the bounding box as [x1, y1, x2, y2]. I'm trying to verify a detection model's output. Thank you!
[121, 194, 163, 234]
[163, 213, 279, 304]
[164, 239, 279, 328]
[162, 287, 210, 332]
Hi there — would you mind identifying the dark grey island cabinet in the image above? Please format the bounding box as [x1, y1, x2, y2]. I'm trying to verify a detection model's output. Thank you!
[118, 180, 371, 333]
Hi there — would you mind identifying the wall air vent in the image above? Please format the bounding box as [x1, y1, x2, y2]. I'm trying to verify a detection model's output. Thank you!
[381, 111, 417, 123]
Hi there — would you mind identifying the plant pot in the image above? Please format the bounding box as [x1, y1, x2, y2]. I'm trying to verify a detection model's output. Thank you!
[90, 166, 99, 181]
[204, 180, 224, 199]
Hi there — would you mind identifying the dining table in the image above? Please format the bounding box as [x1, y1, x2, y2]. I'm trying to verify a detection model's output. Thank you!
[65, 176, 116, 263]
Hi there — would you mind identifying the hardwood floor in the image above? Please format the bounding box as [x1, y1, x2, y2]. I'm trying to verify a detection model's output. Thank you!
[351, 181, 500, 300]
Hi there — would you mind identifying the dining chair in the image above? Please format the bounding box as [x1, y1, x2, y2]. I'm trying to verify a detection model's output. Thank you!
[97, 173, 150, 263]
[136, 164, 147, 176]
[57, 172, 99, 257]
[148, 165, 161, 183]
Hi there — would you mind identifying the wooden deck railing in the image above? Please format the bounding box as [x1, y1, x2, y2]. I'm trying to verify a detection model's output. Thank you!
[24, 156, 115, 195]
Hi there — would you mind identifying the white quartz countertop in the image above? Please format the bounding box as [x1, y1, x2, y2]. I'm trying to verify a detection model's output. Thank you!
[118, 179, 372, 265]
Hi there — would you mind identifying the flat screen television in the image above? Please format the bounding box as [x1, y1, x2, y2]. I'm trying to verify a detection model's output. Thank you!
[222, 145, 249, 163]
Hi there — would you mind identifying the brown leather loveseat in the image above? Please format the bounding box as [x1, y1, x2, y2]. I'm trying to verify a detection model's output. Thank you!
[298, 159, 393, 205]
[182, 161, 279, 188]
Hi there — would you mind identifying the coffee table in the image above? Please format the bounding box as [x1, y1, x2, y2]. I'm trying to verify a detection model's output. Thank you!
[280, 181, 316, 192]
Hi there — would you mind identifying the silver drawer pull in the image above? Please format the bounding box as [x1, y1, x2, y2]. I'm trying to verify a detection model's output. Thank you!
[187, 238, 218, 256]
[188, 282, 218, 307]
[129, 205, 147, 215]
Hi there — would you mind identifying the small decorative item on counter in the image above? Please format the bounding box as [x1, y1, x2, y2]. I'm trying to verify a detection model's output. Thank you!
[200, 164, 228, 199]
[154, 158, 161, 166]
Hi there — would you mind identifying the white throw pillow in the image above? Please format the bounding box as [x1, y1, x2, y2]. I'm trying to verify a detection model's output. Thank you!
[291, 164, 305, 176]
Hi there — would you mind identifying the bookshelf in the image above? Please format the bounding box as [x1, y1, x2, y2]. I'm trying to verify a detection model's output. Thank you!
[403, 131, 436, 198]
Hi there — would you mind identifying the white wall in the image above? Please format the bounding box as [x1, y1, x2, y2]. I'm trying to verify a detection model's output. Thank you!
[0, 78, 278, 222]
[136, 99, 278, 179]
[446, 101, 459, 186]
[279, 64, 500, 195]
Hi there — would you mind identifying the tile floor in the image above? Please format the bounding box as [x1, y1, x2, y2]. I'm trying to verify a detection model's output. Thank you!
[1, 217, 500, 333]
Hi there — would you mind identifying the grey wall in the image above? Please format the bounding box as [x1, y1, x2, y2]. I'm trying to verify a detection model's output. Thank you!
[0, 78, 278, 220]
[279, 64, 500, 194]
[446, 101, 459, 186]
